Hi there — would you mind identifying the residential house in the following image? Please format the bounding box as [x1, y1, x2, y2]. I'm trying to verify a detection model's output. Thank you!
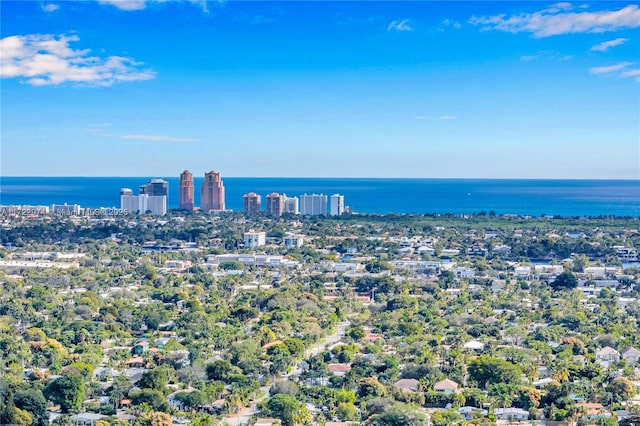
[454, 267, 475, 279]
[463, 340, 485, 351]
[155, 337, 174, 349]
[622, 347, 640, 365]
[327, 363, 351, 377]
[457, 406, 488, 420]
[494, 408, 529, 421]
[132, 340, 149, 355]
[595, 346, 621, 368]
[125, 356, 145, 368]
[433, 378, 459, 394]
[492, 245, 511, 258]
[68, 413, 106, 426]
[394, 378, 420, 393]
[576, 402, 613, 420]
[514, 266, 531, 278]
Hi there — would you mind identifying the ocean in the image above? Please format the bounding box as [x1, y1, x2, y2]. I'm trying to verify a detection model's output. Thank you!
[1, 177, 639, 217]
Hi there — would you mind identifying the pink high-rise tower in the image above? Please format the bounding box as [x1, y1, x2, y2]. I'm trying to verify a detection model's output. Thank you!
[201, 171, 225, 211]
[179, 170, 194, 211]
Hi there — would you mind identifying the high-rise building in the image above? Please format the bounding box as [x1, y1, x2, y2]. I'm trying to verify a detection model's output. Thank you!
[145, 194, 167, 215]
[283, 194, 299, 215]
[266, 192, 285, 217]
[244, 192, 262, 214]
[300, 193, 328, 216]
[201, 171, 225, 211]
[140, 178, 168, 197]
[120, 188, 138, 213]
[179, 170, 194, 211]
[121, 183, 167, 216]
[140, 179, 168, 215]
[330, 194, 345, 216]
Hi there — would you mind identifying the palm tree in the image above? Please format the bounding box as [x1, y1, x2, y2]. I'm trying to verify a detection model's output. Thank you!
[109, 388, 122, 411]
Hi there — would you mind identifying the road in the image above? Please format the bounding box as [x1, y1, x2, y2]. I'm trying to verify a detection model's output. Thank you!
[219, 320, 350, 425]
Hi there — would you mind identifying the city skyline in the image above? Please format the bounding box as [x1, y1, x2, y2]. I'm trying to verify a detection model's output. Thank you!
[1, 1, 639, 179]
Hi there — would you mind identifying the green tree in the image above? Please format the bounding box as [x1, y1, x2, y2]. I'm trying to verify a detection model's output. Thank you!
[283, 338, 305, 358]
[205, 360, 233, 381]
[265, 394, 311, 426]
[366, 405, 427, 425]
[337, 402, 357, 420]
[365, 261, 394, 274]
[218, 261, 244, 271]
[43, 373, 85, 413]
[174, 391, 206, 410]
[129, 389, 170, 413]
[13, 407, 32, 426]
[429, 410, 461, 426]
[0, 380, 16, 425]
[550, 271, 578, 290]
[347, 325, 366, 341]
[14, 388, 48, 426]
[467, 356, 522, 389]
[137, 367, 171, 395]
[358, 377, 387, 399]
[608, 377, 635, 402]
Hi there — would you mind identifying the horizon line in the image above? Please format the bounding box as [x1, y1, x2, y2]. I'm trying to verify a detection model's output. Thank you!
[1, 176, 639, 181]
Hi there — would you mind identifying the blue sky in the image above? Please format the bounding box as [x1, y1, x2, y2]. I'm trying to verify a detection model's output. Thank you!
[1, 1, 639, 178]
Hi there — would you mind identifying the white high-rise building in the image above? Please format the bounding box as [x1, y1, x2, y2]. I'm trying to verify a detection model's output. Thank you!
[330, 194, 345, 216]
[244, 230, 266, 248]
[283, 194, 299, 215]
[300, 194, 327, 216]
[120, 187, 166, 215]
[146, 195, 167, 215]
[120, 188, 139, 213]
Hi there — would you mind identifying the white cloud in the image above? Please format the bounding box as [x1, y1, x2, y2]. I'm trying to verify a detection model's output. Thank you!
[387, 19, 413, 32]
[105, 133, 199, 142]
[620, 68, 640, 78]
[620, 68, 640, 81]
[520, 50, 573, 62]
[98, 0, 208, 12]
[439, 115, 458, 120]
[98, 0, 147, 10]
[520, 54, 539, 62]
[441, 18, 461, 29]
[590, 37, 628, 51]
[42, 3, 60, 12]
[0, 34, 155, 86]
[589, 61, 633, 74]
[470, 4, 640, 37]
[543, 2, 574, 14]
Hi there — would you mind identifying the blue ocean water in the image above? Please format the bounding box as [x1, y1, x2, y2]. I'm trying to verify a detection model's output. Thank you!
[0, 177, 639, 217]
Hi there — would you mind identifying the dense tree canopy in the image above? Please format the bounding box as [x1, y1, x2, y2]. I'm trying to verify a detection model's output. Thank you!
[43, 373, 85, 413]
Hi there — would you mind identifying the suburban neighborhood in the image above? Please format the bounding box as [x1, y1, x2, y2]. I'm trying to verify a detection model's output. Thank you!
[0, 211, 639, 425]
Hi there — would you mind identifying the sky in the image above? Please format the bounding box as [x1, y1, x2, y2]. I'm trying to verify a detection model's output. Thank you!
[1, 0, 639, 178]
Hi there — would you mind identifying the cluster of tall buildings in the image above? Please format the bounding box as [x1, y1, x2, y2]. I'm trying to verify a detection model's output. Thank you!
[243, 192, 345, 216]
[120, 178, 169, 215]
[119, 171, 348, 217]
[120, 170, 225, 215]
[181, 170, 225, 212]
